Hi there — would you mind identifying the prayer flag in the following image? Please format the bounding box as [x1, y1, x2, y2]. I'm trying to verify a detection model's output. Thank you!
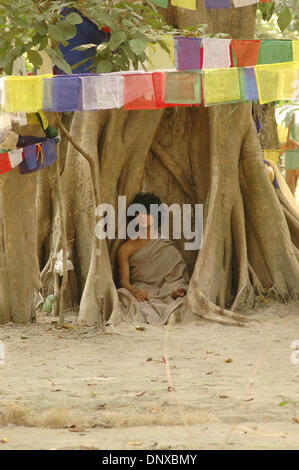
[203, 0, 230, 8]
[0, 152, 11, 174]
[257, 39, 293, 65]
[8, 149, 23, 168]
[171, 0, 196, 9]
[81, 75, 124, 110]
[148, 37, 175, 70]
[165, 72, 201, 104]
[231, 40, 260, 67]
[293, 40, 299, 61]
[232, 0, 258, 7]
[47, 75, 82, 112]
[255, 61, 299, 104]
[239, 68, 259, 101]
[202, 38, 231, 69]
[203, 68, 241, 105]
[151, 0, 168, 6]
[4, 75, 52, 113]
[124, 73, 157, 109]
[174, 37, 202, 71]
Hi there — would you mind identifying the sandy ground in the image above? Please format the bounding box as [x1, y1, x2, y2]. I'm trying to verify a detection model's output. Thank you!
[0, 300, 299, 450]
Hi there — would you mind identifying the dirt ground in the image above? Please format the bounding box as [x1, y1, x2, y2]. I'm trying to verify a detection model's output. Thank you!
[0, 300, 299, 450]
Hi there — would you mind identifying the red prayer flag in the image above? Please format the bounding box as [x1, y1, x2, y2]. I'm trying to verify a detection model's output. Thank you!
[124, 73, 158, 110]
[231, 39, 260, 67]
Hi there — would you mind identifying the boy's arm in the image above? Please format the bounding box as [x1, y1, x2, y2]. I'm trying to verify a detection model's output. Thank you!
[117, 245, 149, 302]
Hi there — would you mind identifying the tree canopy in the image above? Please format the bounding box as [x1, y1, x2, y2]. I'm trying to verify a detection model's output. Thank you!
[0, 0, 297, 76]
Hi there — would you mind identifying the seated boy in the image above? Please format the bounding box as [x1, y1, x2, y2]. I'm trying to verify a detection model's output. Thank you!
[116, 192, 189, 325]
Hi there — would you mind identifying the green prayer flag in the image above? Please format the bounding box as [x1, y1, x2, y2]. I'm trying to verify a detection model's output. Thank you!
[149, 0, 168, 7]
[165, 72, 201, 104]
[285, 149, 299, 169]
[257, 39, 293, 65]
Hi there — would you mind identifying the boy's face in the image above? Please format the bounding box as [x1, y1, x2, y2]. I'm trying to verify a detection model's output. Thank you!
[136, 212, 154, 228]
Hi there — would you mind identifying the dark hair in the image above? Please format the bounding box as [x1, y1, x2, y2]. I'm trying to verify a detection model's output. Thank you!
[127, 192, 162, 228]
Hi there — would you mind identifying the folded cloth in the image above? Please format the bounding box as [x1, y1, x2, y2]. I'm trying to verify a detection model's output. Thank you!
[19, 138, 57, 174]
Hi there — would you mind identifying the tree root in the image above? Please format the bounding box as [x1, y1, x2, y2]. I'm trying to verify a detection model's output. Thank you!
[187, 285, 256, 326]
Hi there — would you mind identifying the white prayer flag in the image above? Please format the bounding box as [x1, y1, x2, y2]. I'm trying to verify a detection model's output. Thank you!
[81, 75, 124, 110]
[202, 38, 231, 70]
[233, 0, 258, 7]
[9, 148, 23, 168]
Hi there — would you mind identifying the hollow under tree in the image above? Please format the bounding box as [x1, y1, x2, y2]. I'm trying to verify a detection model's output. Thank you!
[0, 2, 298, 325]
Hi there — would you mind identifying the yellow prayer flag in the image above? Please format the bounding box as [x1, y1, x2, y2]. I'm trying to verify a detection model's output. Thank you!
[4, 74, 52, 113]
[254, 61, 299, 104]
[171, 0, 196, 10]
[277, 125, 288, 143]
[148, 36, 175, 71]
[293, 40, 299, 61]
[203, 68, 241, 105]
[263, 149, 280, 165]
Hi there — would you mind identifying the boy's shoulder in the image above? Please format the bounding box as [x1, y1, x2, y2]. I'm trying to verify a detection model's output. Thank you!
[118, 239, 135, 257]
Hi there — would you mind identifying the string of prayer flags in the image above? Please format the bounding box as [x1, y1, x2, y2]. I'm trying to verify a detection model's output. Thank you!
[254, 61, 299, 104]
[174, 37, 202, 71]
[202, 38, 231, 69]
[203, 68, 241, 105]
[232, 0, 258, 7]
[231, 40, 260, 67]
[148, 37, 175, 70]
[4, 75, 52, 113]
[203, 0, 230, 8]
[165, 72, 201, 104]
[81, 75, 124, 110]
[239, 68, 259, 101]
[257, 40, 293, 65]
[171, 0, 196, 10]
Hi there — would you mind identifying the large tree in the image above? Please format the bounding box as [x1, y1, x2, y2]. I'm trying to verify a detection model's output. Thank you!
[0, 0, 298, 325]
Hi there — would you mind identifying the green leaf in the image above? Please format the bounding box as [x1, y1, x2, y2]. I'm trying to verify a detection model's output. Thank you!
[64, 12, 83, 25]
[27, 49, 43, 68]
[46, 48, 72, 74]
[129, 38, 147, 55]
[58, 23, 77, 41]
[47, 294, 58, 303]
[277, 7, 291, 32]
[109, 31, 127, 50]
[96, 60, 113, 73]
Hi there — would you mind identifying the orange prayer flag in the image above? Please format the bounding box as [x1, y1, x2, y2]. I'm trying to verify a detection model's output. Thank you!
[231, 40, 260, 67]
